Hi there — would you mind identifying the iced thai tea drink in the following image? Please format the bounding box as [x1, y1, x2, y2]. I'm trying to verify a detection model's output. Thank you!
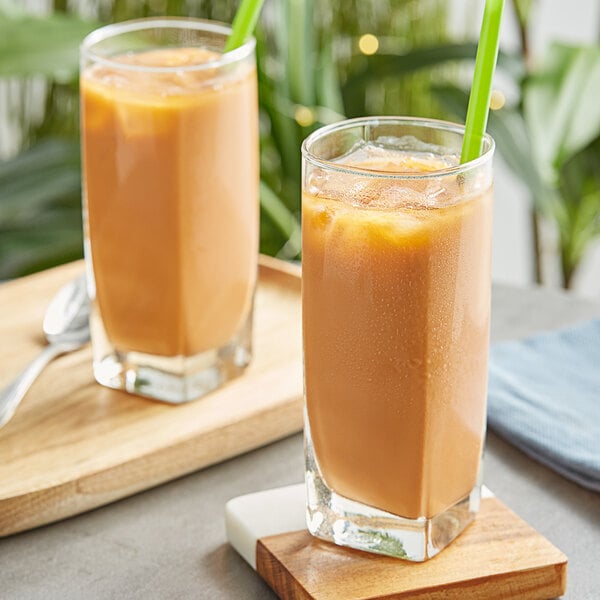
[302, 117, 494, 561]
[80, 19, 258, 402]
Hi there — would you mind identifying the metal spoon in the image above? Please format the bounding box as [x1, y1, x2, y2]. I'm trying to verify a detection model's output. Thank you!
[0, 274, 90, 429]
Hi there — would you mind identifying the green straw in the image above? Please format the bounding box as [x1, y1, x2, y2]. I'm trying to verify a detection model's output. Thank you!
[224, 0, 266, 52]
[460, 0, 505, 163]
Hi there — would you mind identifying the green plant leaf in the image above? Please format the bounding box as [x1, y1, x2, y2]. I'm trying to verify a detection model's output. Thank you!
[256, 23, 302, 197]
[344, 43, 523, 95]
[0, 220, 82, 279]
[512, 0, 534, 28]
[0, 9, 99, 81]
[259, 180, 301, 259]
[315, 31, 345, 115]
[524, 43, 600, 184]
[0, 139, 83, 278]
[0, 139, 80, 220]
[286, 0, 315, 106]
[556, 136, 600, 285]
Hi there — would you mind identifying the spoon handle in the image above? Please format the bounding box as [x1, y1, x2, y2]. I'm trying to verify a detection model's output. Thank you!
[0, 343, 71, 429]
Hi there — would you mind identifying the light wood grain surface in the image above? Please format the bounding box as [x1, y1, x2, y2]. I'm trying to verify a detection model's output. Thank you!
[0, 255, 303, 537]
[256, 497, 567, 600]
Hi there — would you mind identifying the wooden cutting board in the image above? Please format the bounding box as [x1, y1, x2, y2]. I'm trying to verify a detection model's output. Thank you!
[0, 255, 303, 537]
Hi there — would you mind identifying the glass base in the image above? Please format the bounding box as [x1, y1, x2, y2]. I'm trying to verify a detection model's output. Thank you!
[304, 415, 481, 562]
[91, 310, 252, 404]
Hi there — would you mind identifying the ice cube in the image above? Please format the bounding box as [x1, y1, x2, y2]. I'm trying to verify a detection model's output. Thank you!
[307, 168, 331, 196]
[369, 184, 419, 209]
[344, 177, 376, 206]
[423, 182, 447, 207]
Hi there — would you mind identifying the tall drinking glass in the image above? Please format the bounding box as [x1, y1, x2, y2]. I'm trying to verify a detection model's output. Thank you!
[302, 117, 494, 561]
[80, 18, 259, 403]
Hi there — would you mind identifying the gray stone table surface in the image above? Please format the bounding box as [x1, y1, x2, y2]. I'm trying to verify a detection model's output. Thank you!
[2, 284, 600, 599]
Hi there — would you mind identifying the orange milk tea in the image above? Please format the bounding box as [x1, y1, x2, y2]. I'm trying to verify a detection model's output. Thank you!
[81, 48, 259, 358]
[303, 143, 492, 519]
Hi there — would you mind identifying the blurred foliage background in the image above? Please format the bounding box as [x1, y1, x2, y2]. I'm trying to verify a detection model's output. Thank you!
[0, 0, 599, 290]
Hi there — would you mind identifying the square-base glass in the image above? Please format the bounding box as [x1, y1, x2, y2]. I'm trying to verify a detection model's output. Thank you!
[90, 307, 252, 404]
[301, 116, 493, 562]
[305, 414, 481, 562]
[80, 18, 259, 404]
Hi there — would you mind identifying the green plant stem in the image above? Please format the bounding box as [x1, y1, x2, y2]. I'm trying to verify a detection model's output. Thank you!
[166, 0, 185, 16]
[512, 0, 533, 71]
[531, 209, 543, 285]
[561, 250, 576, 289]
[512, 0, 543, 284]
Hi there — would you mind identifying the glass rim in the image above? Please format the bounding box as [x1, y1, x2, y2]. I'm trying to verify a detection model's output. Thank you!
[80, 17, 256, 73]
[301, 116, 495, 180]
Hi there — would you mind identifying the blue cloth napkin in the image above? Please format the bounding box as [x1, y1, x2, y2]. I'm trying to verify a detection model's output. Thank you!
[487, 319, 600, 492]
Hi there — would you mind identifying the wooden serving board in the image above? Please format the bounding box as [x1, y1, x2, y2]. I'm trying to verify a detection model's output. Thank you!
[0, 255, 303, 537]
[226, 485, 567, 600]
